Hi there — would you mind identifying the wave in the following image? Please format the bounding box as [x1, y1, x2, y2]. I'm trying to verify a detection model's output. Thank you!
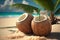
[0, 15, 21, 18]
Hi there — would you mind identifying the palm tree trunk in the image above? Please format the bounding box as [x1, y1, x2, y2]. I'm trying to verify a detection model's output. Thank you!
[50, 11, 57, 24]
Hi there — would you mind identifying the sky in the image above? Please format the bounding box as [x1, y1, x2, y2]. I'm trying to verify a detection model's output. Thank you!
[0, 0, 42, 12]
[0, 0, 60, 12]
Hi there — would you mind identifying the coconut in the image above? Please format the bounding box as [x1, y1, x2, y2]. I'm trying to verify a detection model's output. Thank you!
[16, 13, 33, 34]
[31, 15, 52, 36]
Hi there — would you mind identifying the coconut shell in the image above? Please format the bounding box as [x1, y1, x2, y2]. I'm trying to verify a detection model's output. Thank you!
[16, 13, 33, 34]
[31, 16, 52, 36]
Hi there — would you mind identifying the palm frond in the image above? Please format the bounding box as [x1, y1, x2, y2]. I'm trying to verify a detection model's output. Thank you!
[54, 0, 60, 9]
[11, 4, 39, 14]
[33, 0, 54, 11]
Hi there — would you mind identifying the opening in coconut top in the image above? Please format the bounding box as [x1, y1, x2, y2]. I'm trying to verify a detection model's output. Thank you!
[17, 13, 28, 22]
[34, 15, 47, 22]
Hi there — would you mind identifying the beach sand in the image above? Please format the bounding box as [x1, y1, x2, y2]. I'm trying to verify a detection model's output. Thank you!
[0, 17, 60, 40]
[0, 17, 18, 27]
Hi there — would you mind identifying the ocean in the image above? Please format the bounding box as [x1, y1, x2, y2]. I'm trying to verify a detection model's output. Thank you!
[0, 12, 60, 17]
[0, 12, 24, 17]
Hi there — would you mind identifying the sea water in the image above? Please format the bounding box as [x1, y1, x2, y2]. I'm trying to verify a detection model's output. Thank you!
[0, 12, 24, 17]
[0, 12, 60, 17]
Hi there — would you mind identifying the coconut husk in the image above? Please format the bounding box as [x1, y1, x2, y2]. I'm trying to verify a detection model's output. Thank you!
[31, 16, 52, 36]
[16, 13, 33, 34]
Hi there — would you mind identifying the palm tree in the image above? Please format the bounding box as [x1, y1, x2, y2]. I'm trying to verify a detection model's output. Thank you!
[33, 0, 60, 24]
[11, 0, 60, 24]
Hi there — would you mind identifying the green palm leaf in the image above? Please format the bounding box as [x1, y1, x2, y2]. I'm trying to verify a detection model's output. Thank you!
[12, 4, 39, 13]
[55, 0, 60, 9]
[33, 0, 55, 11]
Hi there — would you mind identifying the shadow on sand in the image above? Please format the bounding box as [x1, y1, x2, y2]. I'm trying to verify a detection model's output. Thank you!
[47, 32, 60, 40]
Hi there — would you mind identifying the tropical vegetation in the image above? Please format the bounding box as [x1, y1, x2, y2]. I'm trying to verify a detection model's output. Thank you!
[11, 0, 60, 24]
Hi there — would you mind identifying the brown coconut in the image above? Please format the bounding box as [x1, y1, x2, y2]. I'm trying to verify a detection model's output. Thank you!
[31, 15, 52, 36]
[16, 13, 33, 34]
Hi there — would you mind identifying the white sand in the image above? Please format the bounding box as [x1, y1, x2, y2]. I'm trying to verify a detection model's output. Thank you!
[0, 17, 18, 27]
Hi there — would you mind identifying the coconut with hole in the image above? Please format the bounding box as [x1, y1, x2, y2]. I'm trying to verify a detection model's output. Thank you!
[31, 15, 52, 36]
[16, 13, 33, 34]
